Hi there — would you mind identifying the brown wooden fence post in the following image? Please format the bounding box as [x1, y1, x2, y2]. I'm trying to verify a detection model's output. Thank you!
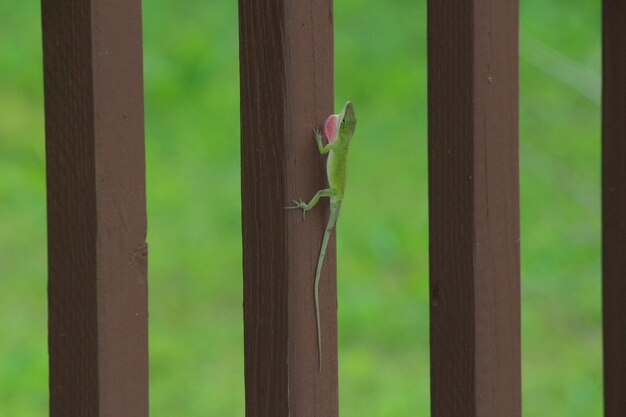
[238, 1, 336, 416]
[602, 2, 626, 416]
[41, 1, 148, 416]
[427, 1, 521, 416]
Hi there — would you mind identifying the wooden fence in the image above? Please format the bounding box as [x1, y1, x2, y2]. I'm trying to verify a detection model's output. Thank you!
[39, 1, 625, 416]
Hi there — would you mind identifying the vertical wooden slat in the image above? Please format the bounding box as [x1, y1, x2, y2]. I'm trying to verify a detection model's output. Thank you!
[427, 1, 521, 416]
[41, 1, 148, 416]
[238, 1, 336, 416]
[602, 2, 626, 416]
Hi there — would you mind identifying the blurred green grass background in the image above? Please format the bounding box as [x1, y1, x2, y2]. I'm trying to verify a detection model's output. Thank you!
[0, 0, 602, 416]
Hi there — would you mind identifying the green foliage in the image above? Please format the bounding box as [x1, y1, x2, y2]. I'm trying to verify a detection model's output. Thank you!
[0, 1, 602, 416]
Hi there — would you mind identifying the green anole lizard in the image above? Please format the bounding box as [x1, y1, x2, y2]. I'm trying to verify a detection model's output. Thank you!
[287, 101, 357, 370]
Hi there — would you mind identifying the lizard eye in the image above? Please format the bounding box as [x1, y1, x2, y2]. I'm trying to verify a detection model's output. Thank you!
[341, 119, 346, 125]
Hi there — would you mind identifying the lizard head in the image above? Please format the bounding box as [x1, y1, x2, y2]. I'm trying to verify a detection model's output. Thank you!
[337, 101, 356, 141]
[324, 101, 357, 144]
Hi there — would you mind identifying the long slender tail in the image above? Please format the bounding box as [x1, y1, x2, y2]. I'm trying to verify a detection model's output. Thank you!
[315, 201, 340, 371]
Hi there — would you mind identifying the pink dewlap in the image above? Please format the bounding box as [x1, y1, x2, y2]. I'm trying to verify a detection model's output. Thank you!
[324, 114, 338, 142]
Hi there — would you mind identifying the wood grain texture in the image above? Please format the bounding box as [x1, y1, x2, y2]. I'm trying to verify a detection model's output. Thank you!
[427, 1, 521, 416]
[41, 1, 148, 416]
[602, 2, 626, 416]
[238, 1, 336, 416]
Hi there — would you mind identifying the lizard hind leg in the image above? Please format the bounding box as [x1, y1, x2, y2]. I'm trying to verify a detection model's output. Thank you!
[285, 188, 336, 220]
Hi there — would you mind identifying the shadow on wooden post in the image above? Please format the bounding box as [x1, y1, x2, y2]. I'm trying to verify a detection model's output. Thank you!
[427, 1, 521, 416]
[238, 1, 337, 417]
[41, 1, 148, 416]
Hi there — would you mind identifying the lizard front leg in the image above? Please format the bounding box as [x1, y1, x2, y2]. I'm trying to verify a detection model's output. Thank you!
[314, 128, 336, 154]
